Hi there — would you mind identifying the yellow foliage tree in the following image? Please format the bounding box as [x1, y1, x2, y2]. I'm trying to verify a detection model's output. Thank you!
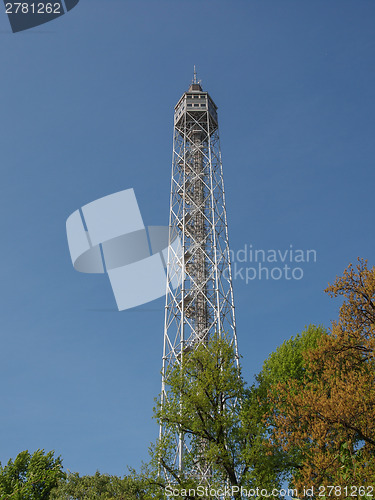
[271, 258, 375, 495]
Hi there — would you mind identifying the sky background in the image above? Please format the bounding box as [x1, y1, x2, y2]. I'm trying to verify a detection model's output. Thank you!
[0, 0, 374, 478]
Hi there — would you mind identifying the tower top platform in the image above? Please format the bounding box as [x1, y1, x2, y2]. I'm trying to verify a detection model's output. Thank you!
[174, 71, 218, 129]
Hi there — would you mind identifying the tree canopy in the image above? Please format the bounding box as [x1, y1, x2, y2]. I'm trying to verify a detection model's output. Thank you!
[145, 330, 317, 499]
[50, 470, 145, 500]
[0, 449, 65, 500]
[270, 258, 375, 493]
[253, 324, 328, 489]
[149, 333, 250, 499]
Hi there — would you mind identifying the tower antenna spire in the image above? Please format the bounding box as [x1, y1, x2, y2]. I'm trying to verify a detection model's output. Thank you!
[193, 65, 197, 84]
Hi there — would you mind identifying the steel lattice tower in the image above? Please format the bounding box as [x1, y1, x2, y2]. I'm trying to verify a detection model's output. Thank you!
[160, 70, 238, 485]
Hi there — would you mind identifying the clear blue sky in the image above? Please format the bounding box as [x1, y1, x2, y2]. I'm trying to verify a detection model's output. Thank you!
[0, 0, 374, 477]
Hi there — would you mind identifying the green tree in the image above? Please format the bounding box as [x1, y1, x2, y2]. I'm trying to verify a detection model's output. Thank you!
[144, 333, 292, 499]
[51, 470, 145, 500]
[251, 324, 328, 488]
[0, 449, 65, 500]
[259, 324, 327, 386]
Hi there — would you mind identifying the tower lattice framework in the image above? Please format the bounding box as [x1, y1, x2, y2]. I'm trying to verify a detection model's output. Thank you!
[160, 72, 238, 485]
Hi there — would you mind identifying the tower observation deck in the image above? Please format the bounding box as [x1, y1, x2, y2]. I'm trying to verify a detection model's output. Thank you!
[159, 70, 238, 489]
